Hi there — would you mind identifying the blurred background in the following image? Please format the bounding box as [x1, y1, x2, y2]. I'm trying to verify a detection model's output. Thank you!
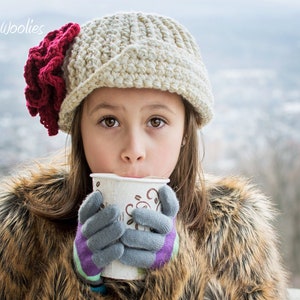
[0, 0, 299, 287]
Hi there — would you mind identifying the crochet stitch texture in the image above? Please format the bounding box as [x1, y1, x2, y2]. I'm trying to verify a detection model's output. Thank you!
[59, 12, 214, 133]
[24, 23, 80, 136]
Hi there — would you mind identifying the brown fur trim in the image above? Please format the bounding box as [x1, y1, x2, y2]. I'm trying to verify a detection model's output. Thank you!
[0, 167, 288, 299]
[201, 175, 289, 299]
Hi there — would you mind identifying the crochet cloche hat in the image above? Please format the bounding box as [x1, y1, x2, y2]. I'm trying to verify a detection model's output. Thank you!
[24, 12, 214, 136]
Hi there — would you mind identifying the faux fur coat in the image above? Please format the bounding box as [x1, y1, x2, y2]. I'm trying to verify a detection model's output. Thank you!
[0, 166, 288, 299]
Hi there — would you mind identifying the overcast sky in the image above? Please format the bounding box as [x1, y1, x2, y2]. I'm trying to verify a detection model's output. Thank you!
[1, 0, 300, 20]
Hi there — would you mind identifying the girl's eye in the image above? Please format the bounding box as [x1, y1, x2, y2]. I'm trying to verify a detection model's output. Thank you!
[148, 117, 166, 128]
[100, 117, 119, 128]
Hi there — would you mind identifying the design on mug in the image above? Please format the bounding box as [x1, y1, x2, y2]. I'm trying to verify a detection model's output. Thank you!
[126, 188, 161, 230]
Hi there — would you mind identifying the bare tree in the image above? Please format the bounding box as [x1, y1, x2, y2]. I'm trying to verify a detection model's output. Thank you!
[235, 127, 300, 287]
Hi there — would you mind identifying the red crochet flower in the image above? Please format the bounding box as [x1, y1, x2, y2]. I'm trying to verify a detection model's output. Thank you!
[24, 22, 80, 136]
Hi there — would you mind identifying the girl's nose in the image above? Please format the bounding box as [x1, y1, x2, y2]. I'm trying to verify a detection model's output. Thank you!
[121, 132, 146, 163]
[121, 131, 146, 163]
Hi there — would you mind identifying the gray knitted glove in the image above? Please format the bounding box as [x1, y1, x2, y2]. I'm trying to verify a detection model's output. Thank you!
[73, 191, 125, 285]
[120, 185, 179, 269]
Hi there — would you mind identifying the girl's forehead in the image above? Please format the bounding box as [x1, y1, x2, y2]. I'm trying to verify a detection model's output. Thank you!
[87, 87, 180, 99]
[85, 87, 183, 110]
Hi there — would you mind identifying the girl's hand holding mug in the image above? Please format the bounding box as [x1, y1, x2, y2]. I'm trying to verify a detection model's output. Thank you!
[73, 191, 125, 285]
[120, 185, 180, 269]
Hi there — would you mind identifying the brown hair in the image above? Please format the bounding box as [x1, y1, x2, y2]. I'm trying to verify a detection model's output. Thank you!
[26, 98, 207, 231]
[170, 100, 207, 230]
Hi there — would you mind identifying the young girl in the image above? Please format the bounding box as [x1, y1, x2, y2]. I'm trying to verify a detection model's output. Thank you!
[0, 12, 288, 299]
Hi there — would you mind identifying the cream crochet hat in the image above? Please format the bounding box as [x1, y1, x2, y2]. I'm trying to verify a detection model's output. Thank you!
[59, 12, 214, 132]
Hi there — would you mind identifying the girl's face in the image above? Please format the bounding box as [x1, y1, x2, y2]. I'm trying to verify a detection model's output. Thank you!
[81, 87, 185, 178]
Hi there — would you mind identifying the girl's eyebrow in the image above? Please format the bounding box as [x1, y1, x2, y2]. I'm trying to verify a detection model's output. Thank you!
[89, 102, 125, 115]
[89, 102, 176, 116]
[141, 104, 176, 115]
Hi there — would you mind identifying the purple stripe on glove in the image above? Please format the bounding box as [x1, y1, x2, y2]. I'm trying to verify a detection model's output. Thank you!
[151, 219, 177, 269]
[75, 223, 103, 275]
